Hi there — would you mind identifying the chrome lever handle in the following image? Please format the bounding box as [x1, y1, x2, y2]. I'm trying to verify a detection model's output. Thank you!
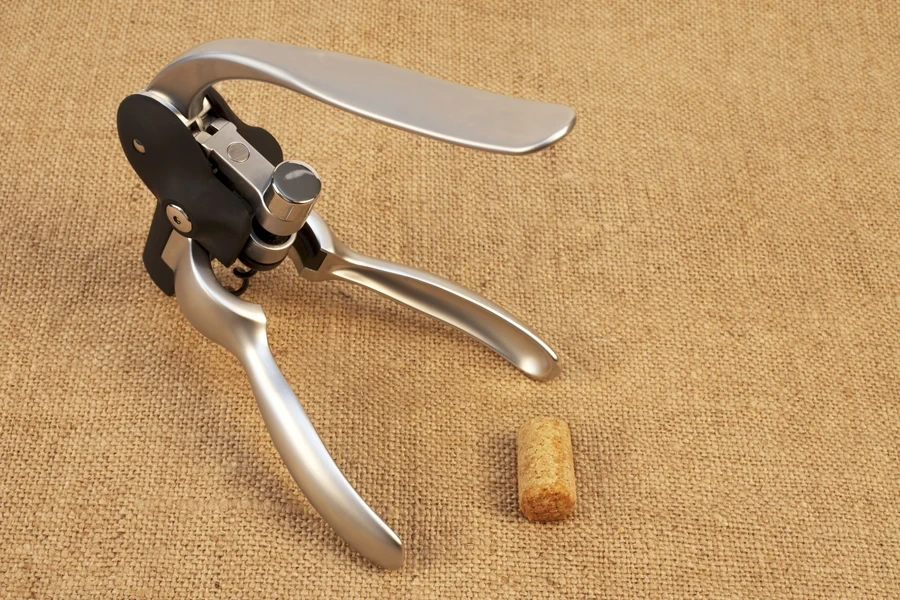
[290, 212, 561, 381]
[161, 232, 404, 570]
[145, 38, 575, 154]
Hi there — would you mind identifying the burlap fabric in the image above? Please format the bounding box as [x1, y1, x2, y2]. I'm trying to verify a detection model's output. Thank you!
[1, 1, 898, 598]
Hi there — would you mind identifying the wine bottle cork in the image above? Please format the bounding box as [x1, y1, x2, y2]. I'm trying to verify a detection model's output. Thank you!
[517, 417, 576, 521]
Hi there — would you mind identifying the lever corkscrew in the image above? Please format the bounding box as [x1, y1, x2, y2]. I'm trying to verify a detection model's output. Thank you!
[117, 38, 575, 569]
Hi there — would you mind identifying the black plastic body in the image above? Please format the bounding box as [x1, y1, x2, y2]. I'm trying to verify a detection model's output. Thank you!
[293, 224, 326, 271]
[116, 89, 284, 295]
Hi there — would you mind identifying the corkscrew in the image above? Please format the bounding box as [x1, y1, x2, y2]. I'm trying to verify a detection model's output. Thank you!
[117, 38, 575, 569]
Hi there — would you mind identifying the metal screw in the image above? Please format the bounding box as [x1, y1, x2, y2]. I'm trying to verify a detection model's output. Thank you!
[133, 139, 146, 153]
[226, 142, 250, 163]
[165, 204, 193, 233]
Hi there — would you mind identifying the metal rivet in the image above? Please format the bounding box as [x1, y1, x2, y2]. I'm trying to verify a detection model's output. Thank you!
[226, 142, 250, 163]
[133, 139, 146, 153]
[165, 204, 193, 233]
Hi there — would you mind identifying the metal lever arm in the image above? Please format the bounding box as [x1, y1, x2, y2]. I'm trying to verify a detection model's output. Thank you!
[290, 213, 560, 381]
[146, 39, 575, 154]
[162, 232, 404, 569]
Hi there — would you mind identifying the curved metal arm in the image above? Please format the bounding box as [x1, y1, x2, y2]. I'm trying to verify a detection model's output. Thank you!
[162, 232, 404, 569]
[290, 212, 560, 381]
[145, 38, 575, 154]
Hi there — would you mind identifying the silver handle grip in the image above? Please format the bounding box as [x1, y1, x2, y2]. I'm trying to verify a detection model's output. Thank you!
[145, 38, 575, 154]
[163, 232, 404, 569]
[290, 212, 560, 381]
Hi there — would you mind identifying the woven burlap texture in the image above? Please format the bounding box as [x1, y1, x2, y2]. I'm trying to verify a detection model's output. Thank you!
[1, 1, 898, 598]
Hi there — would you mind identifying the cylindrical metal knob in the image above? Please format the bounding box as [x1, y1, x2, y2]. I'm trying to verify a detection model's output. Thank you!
[267, 160, 321, 226]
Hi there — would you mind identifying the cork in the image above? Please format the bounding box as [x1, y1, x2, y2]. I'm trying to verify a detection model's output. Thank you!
[516, 417, 577, 521]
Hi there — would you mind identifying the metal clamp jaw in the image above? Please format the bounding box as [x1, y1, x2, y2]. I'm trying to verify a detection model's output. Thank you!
[117, 39, 575, 569]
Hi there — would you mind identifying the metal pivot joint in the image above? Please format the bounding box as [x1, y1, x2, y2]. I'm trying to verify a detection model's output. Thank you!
[117, 38, 575, 570]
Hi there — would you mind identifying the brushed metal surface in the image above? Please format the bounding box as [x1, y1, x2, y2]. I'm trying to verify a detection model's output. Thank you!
[162, 232, 404, 570]
[146, 38, 575, 154]
[290, 212, 560, 381]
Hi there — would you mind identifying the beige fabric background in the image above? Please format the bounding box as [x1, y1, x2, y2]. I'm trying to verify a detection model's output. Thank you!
[1, 1, 898, 598]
